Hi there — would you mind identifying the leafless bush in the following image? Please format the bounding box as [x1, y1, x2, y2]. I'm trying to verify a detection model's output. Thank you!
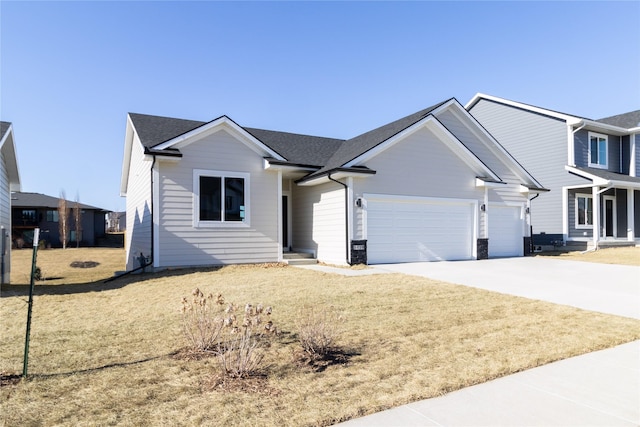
[180, 288, 225, 352]
[180, 290, 276, 378]
[296, 305, 343, 358]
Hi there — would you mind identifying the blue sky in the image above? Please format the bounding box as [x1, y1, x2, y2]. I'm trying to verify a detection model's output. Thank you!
[1, 1, 639, 212]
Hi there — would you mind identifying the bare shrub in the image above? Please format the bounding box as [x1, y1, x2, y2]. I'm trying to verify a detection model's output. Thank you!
[180, 290, 277, 378]
[217, 303, 276, 378]
[296, 305, 343, 358]
[180, 288, 226, 352]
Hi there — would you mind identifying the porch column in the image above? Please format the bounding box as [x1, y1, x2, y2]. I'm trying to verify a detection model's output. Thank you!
[628, 188, 635, 241]
[592, 186, 600, 246]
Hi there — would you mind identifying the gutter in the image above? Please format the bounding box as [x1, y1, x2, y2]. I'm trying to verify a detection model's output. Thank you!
[327, 173, 350, 265]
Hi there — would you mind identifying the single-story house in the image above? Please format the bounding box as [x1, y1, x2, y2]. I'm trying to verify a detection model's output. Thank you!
[11, 192, 108, 248]
[467, 94, 639, 250]
[120, 98, 547, 271]
[1, 122, 21, 284]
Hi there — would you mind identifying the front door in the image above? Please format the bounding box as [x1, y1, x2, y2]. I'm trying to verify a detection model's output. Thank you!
[282, 194, 290, 251]
[603, 196, 615, 238]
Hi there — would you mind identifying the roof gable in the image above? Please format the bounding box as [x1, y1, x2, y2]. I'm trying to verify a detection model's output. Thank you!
[0, 121, 21, 191]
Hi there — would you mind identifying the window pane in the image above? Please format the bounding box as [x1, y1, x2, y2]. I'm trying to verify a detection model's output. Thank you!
[200, 177, 221, 221]
[578, 198, 586, 225]
[590, 137, 598, 164]
[224, 177, 245, 221]
[598, 139, 606, 166]
[586, 198, 593, 225]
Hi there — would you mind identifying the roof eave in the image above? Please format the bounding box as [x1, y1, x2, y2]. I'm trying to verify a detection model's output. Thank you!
[296, 168, 377, 186]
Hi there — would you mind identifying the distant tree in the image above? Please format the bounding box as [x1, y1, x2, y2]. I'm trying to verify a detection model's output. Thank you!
[58, 190, 70, 249]
[73, 194, 83, 248]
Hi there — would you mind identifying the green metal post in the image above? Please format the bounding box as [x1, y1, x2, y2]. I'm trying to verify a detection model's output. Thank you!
[23, 228, 40, 378]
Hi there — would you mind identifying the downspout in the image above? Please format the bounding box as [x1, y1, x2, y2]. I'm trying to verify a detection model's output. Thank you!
[327, 173, 350, 265]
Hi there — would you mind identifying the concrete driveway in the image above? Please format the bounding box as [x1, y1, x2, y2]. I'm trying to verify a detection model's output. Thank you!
[374, 257, 640, 319]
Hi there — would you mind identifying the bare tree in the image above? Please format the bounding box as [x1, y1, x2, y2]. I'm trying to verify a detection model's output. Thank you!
[58, 190, 70, 249]
[73, 194, 83, 248]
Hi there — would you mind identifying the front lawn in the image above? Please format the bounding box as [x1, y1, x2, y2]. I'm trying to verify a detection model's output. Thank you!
[538, 246, 640, 266]
[2, 249, 639, 426]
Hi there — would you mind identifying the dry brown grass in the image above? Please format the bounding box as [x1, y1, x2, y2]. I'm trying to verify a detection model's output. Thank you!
[538, 246, 640, 266]
[1, 249, 639, 426]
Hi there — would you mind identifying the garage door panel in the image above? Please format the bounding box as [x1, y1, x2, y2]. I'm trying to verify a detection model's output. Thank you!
[367, 196, 474, 264]
[489, 205, 523, 258]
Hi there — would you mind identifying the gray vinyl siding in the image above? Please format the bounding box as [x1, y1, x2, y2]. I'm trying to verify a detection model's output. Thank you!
[125, 136, 152, 270]
[351, 126, 486, 238]
[435, 109, 522, 184]
[616, 189, 628, 237]
[155, 129, 279, 267]
[621, 136, 630, 175]
[469, 99, 584, 236]
[636, 190, 640, 238]
[0, 151, 10, 283]
[292, 181, 345, 265]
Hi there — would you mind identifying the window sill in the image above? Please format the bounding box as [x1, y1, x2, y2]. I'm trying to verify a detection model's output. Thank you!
[194, 221, 250, 229]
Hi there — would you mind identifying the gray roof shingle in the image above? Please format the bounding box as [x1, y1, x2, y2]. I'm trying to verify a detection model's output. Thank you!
[571, 167, 640, 184]
[1, 121, 12, 140]
[11, 192, 107, 211]
[596, 110, 640, 129]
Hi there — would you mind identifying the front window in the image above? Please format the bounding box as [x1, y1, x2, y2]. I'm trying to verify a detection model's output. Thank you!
[588, 132, 607, 169]
[576, 194, 593, 228]
[194, 170, 249, 227]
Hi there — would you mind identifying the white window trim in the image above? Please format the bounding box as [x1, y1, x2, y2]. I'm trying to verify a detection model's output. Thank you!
[575, 193, 593, 229]
[193, 169, 250, 228]
[588, 132, 608, 169]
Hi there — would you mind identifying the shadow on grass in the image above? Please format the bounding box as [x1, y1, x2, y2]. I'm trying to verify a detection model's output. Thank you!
[0, 266, 224, 298]
[7, 351, 182, 382]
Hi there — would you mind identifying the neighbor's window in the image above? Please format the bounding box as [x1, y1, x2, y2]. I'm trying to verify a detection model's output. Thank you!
[194, 170, 249, 227]
[588, 132, 607, 169]
[46, 210, 59, 222]
[21, 209, 37, 222]
[576, 194, 593, 228]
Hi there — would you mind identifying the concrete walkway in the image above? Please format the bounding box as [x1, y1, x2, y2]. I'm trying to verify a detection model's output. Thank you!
[336, 340, 640, 426]
[295, 258, 640, 426]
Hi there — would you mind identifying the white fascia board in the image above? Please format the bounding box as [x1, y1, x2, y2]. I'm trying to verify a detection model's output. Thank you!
[564, 165, 609, 186]
[442, 101, 545, 189]
[465, 93, 580, 124]
[576, 119, 631, 136]
[120, 115, 136, 196]
[0, 124, 21, 191]
[153, 116, 286, 161]
[344, 113, 501, 182]
[297, 170, 374, 187]
[263, 158, 317, 173]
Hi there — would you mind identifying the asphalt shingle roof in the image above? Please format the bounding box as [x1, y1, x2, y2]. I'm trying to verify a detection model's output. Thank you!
[596, 110, 640, 129]
[571, 167, 640, 184]
[129, 99, 457, 180]
[1, 121, 11, 140]
[11, 192, 107, 211]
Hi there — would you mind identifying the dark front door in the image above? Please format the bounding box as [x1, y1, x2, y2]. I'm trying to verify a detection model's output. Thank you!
[604, 198, 614, 237]
[282, 195, 289, 251]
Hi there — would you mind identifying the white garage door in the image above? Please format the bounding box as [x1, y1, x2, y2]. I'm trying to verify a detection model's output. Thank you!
[488, 205, 523, 258]
[367, 195, 475, 264]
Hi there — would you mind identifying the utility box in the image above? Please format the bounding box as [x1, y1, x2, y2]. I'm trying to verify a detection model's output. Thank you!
[350, 239, 367, 265]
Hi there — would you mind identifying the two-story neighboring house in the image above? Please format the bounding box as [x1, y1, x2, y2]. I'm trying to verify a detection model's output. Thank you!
[11, 192, 108, 248]
[467, 94, 640, 250]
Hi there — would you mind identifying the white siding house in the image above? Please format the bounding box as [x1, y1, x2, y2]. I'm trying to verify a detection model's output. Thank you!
[120, 99, 546, 270]
[0, 122, 21, 284]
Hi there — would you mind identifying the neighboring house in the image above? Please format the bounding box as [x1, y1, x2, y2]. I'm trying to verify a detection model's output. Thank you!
[11, 192, 108, 248]
[120, 98, 546, 271]
[1, 122, 21, 284]
[467, 94, 640, 250]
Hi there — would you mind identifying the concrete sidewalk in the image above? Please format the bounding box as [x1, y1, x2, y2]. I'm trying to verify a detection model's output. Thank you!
[335, 340, 640, 426]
